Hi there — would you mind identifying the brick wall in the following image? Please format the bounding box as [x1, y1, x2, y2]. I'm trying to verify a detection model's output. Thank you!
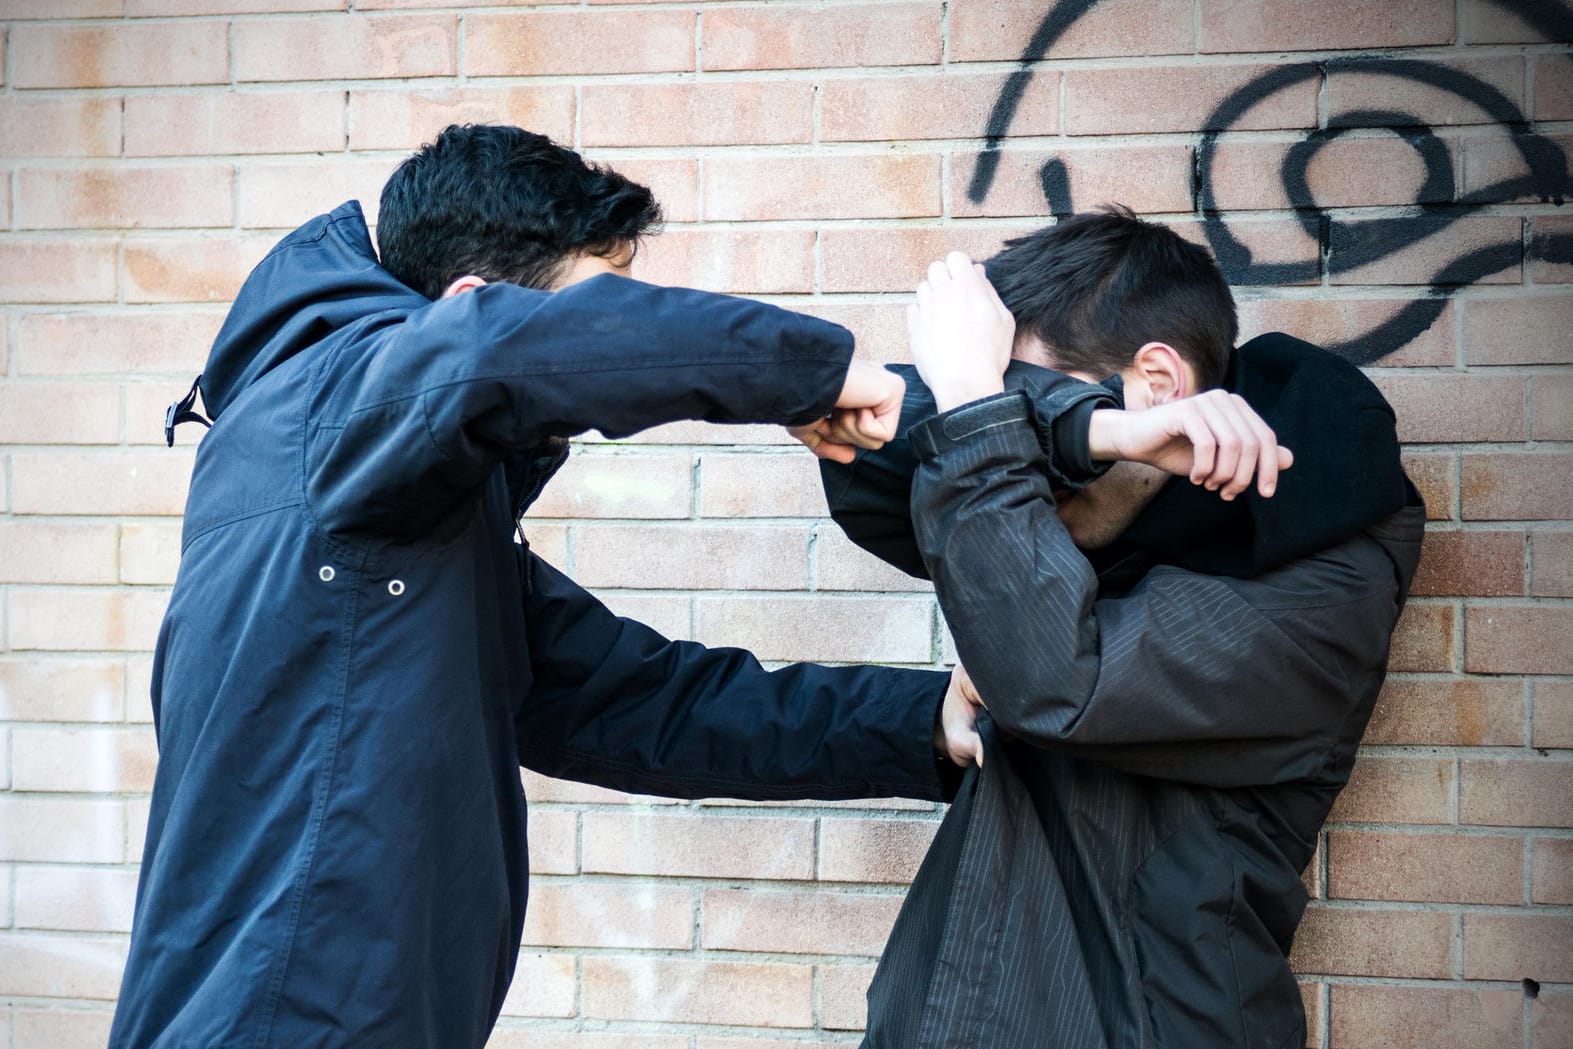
[0, 1, 1569, 1046]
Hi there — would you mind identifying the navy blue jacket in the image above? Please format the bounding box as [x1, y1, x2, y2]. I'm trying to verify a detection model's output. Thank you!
[110, 201, 950, 1049]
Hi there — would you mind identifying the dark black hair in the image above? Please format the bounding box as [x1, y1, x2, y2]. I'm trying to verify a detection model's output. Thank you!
[376, 124, 662, 299]
[984, 206, 1237, 389]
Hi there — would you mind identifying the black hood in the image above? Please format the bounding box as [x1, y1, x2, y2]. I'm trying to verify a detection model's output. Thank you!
[199, 200, 426, 420]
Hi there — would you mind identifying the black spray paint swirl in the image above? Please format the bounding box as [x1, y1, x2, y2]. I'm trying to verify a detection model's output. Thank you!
[968, 0, 1573, 364]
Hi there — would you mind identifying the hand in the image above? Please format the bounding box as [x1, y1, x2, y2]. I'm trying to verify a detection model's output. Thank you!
[1086, 390, 1294, 500]
[934, 664, 984, 768]
[907, 253, 1015, 413]
[789, 360, 906, 464]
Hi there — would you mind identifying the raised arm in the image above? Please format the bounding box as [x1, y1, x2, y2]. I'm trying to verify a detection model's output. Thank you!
[307, 273, 900, 536]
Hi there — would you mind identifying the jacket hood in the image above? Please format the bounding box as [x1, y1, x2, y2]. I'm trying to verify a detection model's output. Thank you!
[1119, 331, 1421, 579]
[200, 200, 426, 420]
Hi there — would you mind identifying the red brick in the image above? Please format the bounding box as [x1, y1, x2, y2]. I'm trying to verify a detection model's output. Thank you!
[582, 957, 812, 1027]
[0, 0, 119, 13]
[524, 882, 691, 949]
[823, 71, 1057, 142]
[1328, 984, 1525, 1049]
[1461, 759, 1573, 828]
[819, 816, 938, 883]
[15, 866, 138, 933]
[1386, 602, 1456, 673]
[1328, 830, 1523, 903]
[1288, 905, 1453, 978]
[1330, 216, 1522, 286]
[0, 238, 118, 303]
[630, 229, 814, 294]
[0, 934, 126, 1000]
[12, 22, 228, 88]
[694, 594, 932, 663]
[0, 522, 119, 585]
[0, 97, 120, 158]
[815, 525, 933, 594]
[1465, 913, 1573, 982]
[820, 225, 1029, 294]
[574, 523, 808, 591]
[706, 154, 940, 222]
[1535, 680, 1573, 750]
[126, 91, 344, 157]
[1365, 677, 1523, 746]
[1207, 137, 1457, 212]
[1408, 528, 1526, 597]
[523, 453, 691, 520]
[796, 302, 909, 365]
[18, 311, 224, 374]
[493, 1034, 685, 1049]
[704, 3, 938, 71]
[952, 0, 1193, 62]
[952, 145, 1193, 218]
[1170, 219, 1319, 287]
[121, 236, 273, 305]
[1464, 295, 1573, 366]
[12, 450, 193, 516]
[820, 962, 875, 1030]
[11, 588, 170, 653]
[1068, 64, 1315, 136]
[583, 812, 815, 880]
[236, 158, 397, 229]
[10, 1009, 116, 1049]
[349, 87, 575, 151]
[1301, 982, 1325, 1047]
[1328, 756, 1454, 825]
[697, 453, 825, 518]
[1374, 374, 1526, 444]
[0, 382, 121, 445]
[1532, 217, 1573, 283]
[1467, 604, 1573, 673]
[1238, 299, 1456, 369]
[1536, 55, 1573, 121]
[129, 0, 344, 12]
[703, 889, 901, 956]
[0, 798, 123, 863]
[0, 658, 124, 722]
[583, 82, 811, 148]
[520, 768, 680, 807]
[120, 521, 183, 585]
[1535, 991, 1573, 1049]
[602, 158, 698, 224]
[1533, 838, 1573, 904]
[1202, 0, 1452, 52]
[1462, 131, 1573, 205]
[1464, 0, 1565, 42]
[495, 952, 575, 1019]
[1330, 57, 1525, 127]
[1535, 534, 1573, 597]
[234, 14, 455, 82]
[1464, 453, 1573, 521]
[1532, 374, 1573, 440]
[467, 11, 694, 76]
[17, 165, 232, 231]
[525, 807, 576, 876]
[589, 418, 793, 448]
[1403, 452, 1456, 522]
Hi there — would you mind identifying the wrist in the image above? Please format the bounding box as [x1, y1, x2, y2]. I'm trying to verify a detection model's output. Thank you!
[932, 377, 1006, 414]
[1087, 409, 1124, 462]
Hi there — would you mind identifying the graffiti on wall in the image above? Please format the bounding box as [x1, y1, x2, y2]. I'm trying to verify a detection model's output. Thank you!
[969, 0, 1573, 364]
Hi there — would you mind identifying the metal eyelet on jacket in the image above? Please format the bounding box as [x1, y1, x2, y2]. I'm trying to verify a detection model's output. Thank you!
[318, 566, 335, 583]
[387, 580, 405, 596]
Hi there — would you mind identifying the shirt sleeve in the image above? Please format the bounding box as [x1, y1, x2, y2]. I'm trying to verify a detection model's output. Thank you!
[910, 407, 1405, 788]
[307, 274, 853, 537]
[513, 549, 957, 803]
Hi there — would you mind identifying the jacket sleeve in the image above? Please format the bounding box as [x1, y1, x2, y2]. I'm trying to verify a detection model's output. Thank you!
[514, 550, 955, 802]
[307, 274, 853, 536]
[910, 404, 1405, 787]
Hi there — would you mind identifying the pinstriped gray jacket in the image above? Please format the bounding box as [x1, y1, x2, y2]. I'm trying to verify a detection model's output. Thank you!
[823, 354, 1423, 1049]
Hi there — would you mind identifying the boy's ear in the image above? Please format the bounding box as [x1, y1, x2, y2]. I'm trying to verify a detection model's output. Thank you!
[441, 275, 488, 298]
[1130, 342, 1190, 405]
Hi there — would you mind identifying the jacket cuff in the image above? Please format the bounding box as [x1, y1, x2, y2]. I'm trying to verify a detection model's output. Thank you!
[908, 391, 1031, 460]
[909, 383, 1121, 490]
